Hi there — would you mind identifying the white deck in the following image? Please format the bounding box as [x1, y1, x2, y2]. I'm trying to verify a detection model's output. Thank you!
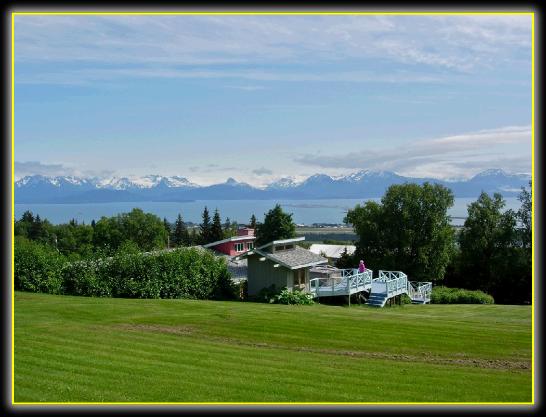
[309, 268, 432, 306]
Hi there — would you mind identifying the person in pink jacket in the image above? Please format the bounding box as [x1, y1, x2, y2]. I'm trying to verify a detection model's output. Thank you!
[358, 259, 366, 273]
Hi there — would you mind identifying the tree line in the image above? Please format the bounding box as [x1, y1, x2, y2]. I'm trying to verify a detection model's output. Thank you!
[344, 181, 532, 304]
[14, 204, 281, 258]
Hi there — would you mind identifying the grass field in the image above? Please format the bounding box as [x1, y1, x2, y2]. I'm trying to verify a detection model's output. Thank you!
[14, 292, 532, 403]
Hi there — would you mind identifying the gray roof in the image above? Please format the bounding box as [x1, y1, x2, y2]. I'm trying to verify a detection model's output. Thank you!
[259, 246, 328, 269]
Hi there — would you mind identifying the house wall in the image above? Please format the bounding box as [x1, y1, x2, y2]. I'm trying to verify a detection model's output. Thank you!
[211, 239, 254, 256]
[247, 255, 291, 295]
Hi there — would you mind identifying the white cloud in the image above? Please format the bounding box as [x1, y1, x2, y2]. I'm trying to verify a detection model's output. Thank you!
[14, 14, 531, 85]
[296, 125, 532, 179]
[14, 160, 115, 180]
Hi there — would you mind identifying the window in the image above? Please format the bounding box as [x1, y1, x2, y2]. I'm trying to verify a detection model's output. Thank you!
[235, 243, 244, 252]
[246, 242, 254, 250]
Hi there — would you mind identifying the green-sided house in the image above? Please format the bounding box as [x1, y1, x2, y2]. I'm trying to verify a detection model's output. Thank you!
[233, 237, 328, 296]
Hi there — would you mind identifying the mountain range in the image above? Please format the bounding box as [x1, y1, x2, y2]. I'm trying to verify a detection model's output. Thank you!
[14, 169, 531, 204]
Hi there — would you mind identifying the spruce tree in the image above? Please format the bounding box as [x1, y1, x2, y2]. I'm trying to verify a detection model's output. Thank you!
[200, 206, 212, 244]
[249, 214, 257, 230]
[173, 214, 189, 246]
[210, 208, 224, 243]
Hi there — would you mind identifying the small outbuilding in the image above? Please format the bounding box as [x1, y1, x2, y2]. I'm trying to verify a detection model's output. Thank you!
[233, 237, 328, 296]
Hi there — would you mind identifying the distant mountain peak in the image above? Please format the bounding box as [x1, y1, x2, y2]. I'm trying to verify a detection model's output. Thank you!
[266, 176, 299, 189]
[473, 168, 508, 178]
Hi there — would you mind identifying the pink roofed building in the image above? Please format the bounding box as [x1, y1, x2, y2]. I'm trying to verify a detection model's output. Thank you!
[202, 227, 256, 256]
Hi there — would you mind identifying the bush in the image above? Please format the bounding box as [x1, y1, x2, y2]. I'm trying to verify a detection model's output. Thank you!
[255, 284, 281, 303]
[431, 286, 494, 304]
[14, 236, 66, 294]
[15, 243, 235, 300]
[400, 293, 412, 304]
[273, 288, 315, 305]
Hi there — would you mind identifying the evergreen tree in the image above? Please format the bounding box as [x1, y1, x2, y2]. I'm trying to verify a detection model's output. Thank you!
[173, 214, 189, 247]
[255, 204, 296, 246]
[210, 208, 224, 243]
[335, 247, 355, 269]
[249, 214, 257, 230]
[91, 219, 96, 229]
[200, 206, 212, 244]
[190, 228, 199, 246]
[21, 211, 34, 223]
[29, 214, 44, 241]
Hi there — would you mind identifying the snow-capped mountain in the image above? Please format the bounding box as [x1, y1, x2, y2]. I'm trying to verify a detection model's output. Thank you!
[95, 175, 198, 190]
[265, 177, 300, 190]
[14, 169, 531, 203]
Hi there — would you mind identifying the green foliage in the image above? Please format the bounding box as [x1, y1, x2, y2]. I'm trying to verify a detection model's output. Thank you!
[346, 182, 455, 282]
[255, 284, 281, 303]
[431, 286, 494, 304]
[455, 192, 523, 303]
[14, 236, 66, 294]
[172, 213, 190, 247]
[15, 239, 234, 300]
[249, 214, 257, 230]
[400, 293, 412, 304]
[335, 247, 355, 269]
[210, 208, 224, 243]
[200, 206, 212, 244]
[93, 208, 167, 254]
[256, 204, 296, 246]
[273, 288, 315, 305]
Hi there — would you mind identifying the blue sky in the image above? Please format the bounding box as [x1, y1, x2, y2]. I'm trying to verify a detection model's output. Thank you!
[14, 14, 532, 186]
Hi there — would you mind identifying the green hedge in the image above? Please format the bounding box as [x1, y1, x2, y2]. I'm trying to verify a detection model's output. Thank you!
[15, 241, 234, 300]
[431, 286, 494, 304]
[14, 237, 66, 294]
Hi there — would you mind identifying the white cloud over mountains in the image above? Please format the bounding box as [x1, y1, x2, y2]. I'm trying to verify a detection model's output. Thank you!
[296, 125, 532, 180]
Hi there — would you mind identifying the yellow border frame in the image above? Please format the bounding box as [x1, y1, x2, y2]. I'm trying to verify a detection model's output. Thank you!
[10, 10, 536, 408]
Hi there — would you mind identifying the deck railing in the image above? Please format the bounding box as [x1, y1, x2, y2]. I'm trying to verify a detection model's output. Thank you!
[408, 281, 433, 303]
[309, 268, 373, 297]
[376, 270, 408, 298]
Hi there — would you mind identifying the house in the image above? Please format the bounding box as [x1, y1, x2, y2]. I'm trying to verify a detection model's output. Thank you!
[308, 244, 356, 262]
[233, 237, 328, 296]
[202, 227, 256, 256]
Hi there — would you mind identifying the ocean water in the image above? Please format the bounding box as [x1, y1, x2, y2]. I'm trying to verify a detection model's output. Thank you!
[14, 198, 522, 226]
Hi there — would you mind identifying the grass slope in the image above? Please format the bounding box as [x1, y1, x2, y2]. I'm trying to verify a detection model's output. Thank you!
[14, 292, 532, 403]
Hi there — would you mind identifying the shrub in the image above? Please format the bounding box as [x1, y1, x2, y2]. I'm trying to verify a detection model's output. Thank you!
[431, 286, 494, 304]
[14, 236, 66, 294]
[273, 288, 315, 305]
[15, 242, 234, 300]
[255, 284, 281, 303]
[400, 293, 412, 304]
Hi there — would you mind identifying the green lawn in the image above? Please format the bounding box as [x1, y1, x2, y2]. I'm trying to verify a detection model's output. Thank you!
[14, 292, 532, 403]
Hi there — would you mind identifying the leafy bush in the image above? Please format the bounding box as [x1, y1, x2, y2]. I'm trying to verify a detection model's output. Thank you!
[431, 286, 494, 304]
[400, 293, 412, 304]
[16, 242, 234, 300]
[255, 284, 281, 303]
[273, 289, 315, 305]
[14, 236, 66, 294]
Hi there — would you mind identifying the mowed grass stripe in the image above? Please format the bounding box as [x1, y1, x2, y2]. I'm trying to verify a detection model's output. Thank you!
[14, 293, 532, 402]
[16, 338, 531, 402]
[18, 306, 529, 360]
